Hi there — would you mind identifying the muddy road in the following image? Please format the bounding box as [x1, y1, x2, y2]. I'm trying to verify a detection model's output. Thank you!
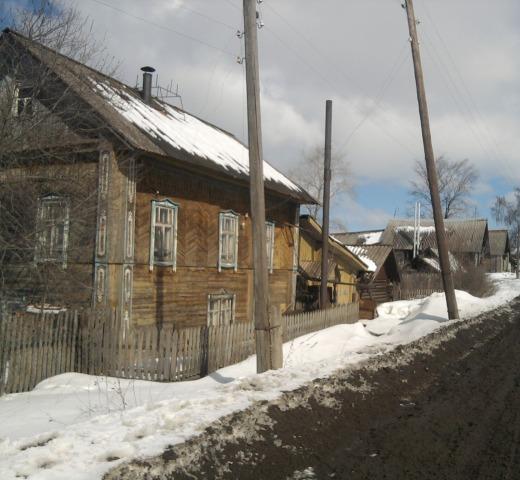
[107, 298, 520, 480]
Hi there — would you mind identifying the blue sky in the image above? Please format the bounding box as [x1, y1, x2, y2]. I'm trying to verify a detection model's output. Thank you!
[2, 0, 519, 233]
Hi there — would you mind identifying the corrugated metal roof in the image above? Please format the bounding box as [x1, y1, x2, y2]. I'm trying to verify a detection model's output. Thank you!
[381, 218, 488, 254]
[299, 216, 369, 272]
[299, 260, 337, 282]
[489, 230, 510, 256]
[346, 245, 393, 273]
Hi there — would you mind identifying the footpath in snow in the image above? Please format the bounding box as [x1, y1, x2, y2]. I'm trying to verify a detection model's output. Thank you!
[0, 273, 518, 480]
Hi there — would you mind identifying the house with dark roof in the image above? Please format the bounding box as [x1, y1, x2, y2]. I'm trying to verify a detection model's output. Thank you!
[297, 216, 368, 311]
[380, 218, 489, 270]
[0, 29, 316, 327]
[486, 230, 511, 273]
[332, 238, 400, 319]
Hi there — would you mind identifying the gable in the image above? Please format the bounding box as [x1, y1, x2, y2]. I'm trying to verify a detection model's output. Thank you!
[0, 29, 314, 204]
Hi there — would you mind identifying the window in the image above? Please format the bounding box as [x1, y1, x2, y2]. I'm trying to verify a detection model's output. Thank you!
[150, 199, 178, 270]
[14, 85, 34, 116]
[35, 195, 69, 266]
[207, 293, 235, 326]
[266, 221, 275, 273]
[219, 212, 239, 271]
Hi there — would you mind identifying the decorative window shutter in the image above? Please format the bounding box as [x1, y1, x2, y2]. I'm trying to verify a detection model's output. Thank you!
[149, 203, 156, 272]
[172, 205, 178, 272]
[234, 216, 239, 272]
[218, 213, 223, 272]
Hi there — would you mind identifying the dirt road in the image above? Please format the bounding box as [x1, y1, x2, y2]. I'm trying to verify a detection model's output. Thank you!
[106, 298, 520, 480]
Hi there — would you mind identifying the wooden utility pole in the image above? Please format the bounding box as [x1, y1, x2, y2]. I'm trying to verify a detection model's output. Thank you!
[320, 100, 332, 309]
[243, 0, 283, 372]
[404, 0, 459, 320]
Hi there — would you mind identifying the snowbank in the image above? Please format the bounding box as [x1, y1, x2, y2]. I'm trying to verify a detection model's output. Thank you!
[0, 274, 518, 479]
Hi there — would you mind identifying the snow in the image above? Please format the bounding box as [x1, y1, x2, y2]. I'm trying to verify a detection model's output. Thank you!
[396, 226, 436, 234]
[1, 273, 519, 480]
[358, 231, 382, 245]
[346, 245, 378, 272]
[92, 79, 303, 194]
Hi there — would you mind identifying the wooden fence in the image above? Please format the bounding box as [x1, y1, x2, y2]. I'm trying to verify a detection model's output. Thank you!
[0, 302, 359, 396]
[399, 288, 444, 301]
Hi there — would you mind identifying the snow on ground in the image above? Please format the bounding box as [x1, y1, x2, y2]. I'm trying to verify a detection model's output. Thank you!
[0, 274, 519, 480]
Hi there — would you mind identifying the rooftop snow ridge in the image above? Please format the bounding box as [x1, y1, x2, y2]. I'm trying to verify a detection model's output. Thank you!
[91, 78, 304, 194]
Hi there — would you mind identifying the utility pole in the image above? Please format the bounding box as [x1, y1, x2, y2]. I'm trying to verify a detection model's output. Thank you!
[404, 0, 459, 319]
[242, 0, 282, 372]
[320, 100, 332, 309]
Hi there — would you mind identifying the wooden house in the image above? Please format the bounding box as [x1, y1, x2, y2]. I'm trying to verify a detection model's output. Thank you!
[333, 241, 400, 319]
[0, 29, 316, 328]
[486, 230, 511, 273]
[296, 216, 368, 310]
[379, 218, 489, 270]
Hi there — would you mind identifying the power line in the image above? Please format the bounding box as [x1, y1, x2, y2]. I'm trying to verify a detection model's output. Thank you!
[262, 23, 418, 156]
[86, 0, 236, 57]
[264, 2, 421, 145]
[418, 0, 513, 172]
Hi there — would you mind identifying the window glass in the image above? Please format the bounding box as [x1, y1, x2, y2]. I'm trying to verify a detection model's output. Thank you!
[151, 201, 178, 266]
[219, 212, 238, 269]
[36, 196, 69, 264]
[208, 293, 235, 326]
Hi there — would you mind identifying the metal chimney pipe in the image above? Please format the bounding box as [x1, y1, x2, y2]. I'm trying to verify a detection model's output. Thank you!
[141, 66, 155, 104]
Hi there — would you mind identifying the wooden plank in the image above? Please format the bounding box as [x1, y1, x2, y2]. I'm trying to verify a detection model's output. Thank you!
[170, 329, 179, 381]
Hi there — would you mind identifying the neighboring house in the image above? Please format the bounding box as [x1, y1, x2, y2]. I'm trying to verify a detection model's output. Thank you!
[333, 240, 400, 319]
[0, 29, 316, 328]
[333, 229, 384, 246]
[486, 230, 510, 273]
[415, 247, 461, 274]
[380, 218, 489, 270]
[297, 216, 368, 311]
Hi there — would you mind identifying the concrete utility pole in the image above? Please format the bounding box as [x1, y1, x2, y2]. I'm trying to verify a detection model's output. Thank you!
[242, 0, 283, 372]
[404, 0, 459, 320]
[320, 100, 332, 309]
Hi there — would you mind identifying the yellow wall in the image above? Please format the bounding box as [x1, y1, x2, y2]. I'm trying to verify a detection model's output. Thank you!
[299, 233, 359, 305]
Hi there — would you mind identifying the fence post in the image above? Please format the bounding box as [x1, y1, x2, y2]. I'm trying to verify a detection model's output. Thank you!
[269, 306, 283, 368]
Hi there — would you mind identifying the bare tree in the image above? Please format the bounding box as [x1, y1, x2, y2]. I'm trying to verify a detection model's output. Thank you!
[290, 145, 354, 222]
[0, 1, 116, 312]
[492, 190, 520, 278]
[409, 157, 478, 219]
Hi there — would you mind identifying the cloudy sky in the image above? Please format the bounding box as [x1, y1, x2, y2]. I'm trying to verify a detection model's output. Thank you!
[4, 0, 519, 231]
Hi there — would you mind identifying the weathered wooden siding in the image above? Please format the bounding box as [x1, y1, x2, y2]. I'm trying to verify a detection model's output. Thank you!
[0, 156, 99, 308]
[131, 162, 297, 327]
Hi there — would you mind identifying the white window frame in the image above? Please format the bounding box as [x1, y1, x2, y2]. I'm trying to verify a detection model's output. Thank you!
[266, 221, 275, 273]
[12, 83, 34, 117]
[207, 292, 236, 327]
[35, 195, 70, 268]
[149, 199, 178, 271]
[218, 211, 239, 271]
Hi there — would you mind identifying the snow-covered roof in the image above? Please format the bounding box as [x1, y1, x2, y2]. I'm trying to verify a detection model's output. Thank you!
[1, 29, 315, 204]
[333, 229, 384, 246]
[92, 79, 306, 198]
[346, 246, 378, 272]
[381, 218, 488, 253]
